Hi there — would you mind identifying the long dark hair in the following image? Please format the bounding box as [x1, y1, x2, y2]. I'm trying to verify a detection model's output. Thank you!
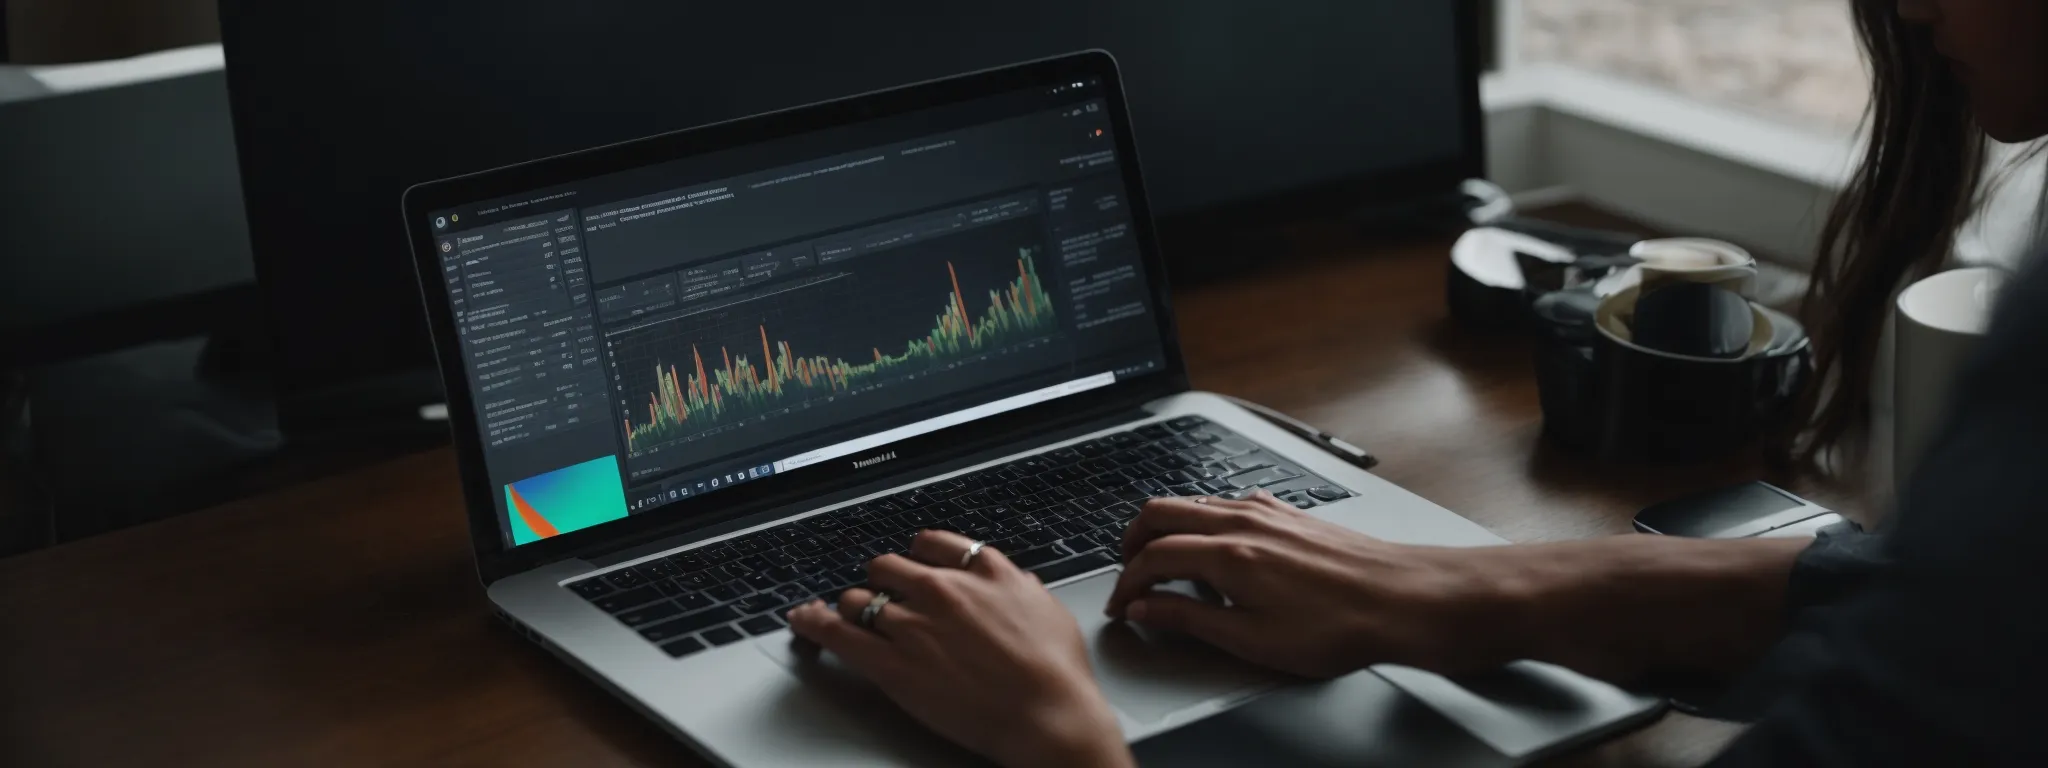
[1784, 0, 1988, 470]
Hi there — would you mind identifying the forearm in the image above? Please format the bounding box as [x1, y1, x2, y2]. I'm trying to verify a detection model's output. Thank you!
[1504, 534, 1809, 685]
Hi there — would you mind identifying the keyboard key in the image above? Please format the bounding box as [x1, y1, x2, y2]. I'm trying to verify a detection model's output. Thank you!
[703, 626, 745, 647]
[567, 579, 613, 599]
[1110, 485, 1151, 502]
[1031, 550, 1118, 584]
[603, 570, 646, 590]
[700, 545, 739, 565]
[772, 583, 812, 604]
[662, 636, 708, 658]
[1212, 438, 1258, 457]
[706, 582, 745, 602]
[650, 578, 691, 597]
[713, 563, 751, 581]
[666, 552, 707, 572]
[675, 592, 716, 612]
[1283, 493, 1317, 510]
[734, 594, 782, 615]
[676, 570, 719, 590]
[1006, 543, 1070, 569]
[641, 606, 740, 643]
[740, 614, 786, 636]
[1088, 529, 1123, 551]
[1224, 466, 1301, 489]
[617, 600, 682, 627]
[641, 559, 682, 579]
[1227, 456, 1274, 473]
[594, 585, 663, 614]
[1168, 416, 1206, 431]
[1307, 486, 1353, 502]
[1012, 494, 1053, 513]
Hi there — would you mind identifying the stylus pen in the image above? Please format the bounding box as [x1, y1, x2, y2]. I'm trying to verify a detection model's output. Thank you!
[1221, 396, 1380, 471]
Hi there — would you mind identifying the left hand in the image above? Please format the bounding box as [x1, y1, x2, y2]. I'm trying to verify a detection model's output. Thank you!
[787, 530, 1133, 768]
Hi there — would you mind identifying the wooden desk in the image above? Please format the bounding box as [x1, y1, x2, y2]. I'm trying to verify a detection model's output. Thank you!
[1, 211, 1832, 767]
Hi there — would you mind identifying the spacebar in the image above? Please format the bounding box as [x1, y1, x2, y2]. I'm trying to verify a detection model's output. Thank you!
[1030, 550, 1117, 585]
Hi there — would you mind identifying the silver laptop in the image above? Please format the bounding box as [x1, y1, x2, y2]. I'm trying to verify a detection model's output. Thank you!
[403, 52, 1661, 766]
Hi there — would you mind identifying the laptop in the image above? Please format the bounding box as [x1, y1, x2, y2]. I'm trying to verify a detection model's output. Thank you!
[403, 52, 1661, 766]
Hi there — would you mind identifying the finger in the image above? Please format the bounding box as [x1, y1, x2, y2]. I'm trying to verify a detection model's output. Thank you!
[1120, 495, 1259, 562]
[835, 587, 908, 638]
[913, 532, 1015, 581]
[787, 599, 904, 674]
[836, 587, 877, 624]
[908, 529, 982, 571]
[864, 553, 948, 602]
[1105, 534, 1239, 617]
[1123, 592, 1259, 656]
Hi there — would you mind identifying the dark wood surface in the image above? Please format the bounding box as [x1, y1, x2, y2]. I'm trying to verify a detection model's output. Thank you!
[0, 209, 1841, 767]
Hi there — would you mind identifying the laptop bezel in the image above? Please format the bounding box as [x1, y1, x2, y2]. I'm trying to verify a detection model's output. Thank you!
[401, 51, 1190, 584]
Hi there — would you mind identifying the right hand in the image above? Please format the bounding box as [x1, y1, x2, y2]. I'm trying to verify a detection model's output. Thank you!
[1105, 491, 1530, 678]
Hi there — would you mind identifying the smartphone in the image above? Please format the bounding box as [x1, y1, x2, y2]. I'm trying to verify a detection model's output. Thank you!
[1634, 481, 1842, 539]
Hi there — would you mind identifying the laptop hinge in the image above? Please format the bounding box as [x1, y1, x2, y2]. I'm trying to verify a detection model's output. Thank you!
[575, 404, 1151, 569]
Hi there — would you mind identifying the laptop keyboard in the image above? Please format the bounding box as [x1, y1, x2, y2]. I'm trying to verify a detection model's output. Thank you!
[561, 415, 1353, 658]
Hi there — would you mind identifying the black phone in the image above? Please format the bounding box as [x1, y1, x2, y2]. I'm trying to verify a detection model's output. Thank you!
[1634, 481, 1842, 539]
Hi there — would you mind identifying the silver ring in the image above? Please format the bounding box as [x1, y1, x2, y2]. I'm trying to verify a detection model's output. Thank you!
[857, 591, 893, 630]
[1194, 496, 1211, 504]
[959, 540, 987, 569]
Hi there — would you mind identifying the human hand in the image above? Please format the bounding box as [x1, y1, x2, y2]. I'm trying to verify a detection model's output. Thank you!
[1106, 491, 1530, 679]
[787, 530, 1133, 768]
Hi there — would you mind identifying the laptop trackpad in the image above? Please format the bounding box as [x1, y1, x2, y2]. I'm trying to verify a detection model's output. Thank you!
[756, 569, 1281, 730]
[1052, 569, 1283, 729]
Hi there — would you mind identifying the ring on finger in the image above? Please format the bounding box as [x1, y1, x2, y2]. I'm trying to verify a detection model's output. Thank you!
[958, 540, 986, 569]
[857, 591, 893, 630]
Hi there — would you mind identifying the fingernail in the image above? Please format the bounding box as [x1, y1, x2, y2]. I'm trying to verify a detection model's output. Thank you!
[1126, 600, 1149, 622]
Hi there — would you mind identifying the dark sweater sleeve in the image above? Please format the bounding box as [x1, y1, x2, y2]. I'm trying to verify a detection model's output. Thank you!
[1709, 259, 2048, 767]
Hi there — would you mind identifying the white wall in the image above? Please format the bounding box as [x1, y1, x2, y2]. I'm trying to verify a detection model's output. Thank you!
[1484, 65, 2045, 272]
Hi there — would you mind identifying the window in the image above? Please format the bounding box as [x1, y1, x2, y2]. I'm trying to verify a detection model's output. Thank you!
[1515, 0, 1868, 132]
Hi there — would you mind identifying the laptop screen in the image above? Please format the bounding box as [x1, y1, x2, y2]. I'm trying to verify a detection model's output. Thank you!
[421, 79, 1169, 549]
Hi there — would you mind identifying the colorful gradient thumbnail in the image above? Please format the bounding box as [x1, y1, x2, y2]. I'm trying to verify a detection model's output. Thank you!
[504, 455, 629, 545]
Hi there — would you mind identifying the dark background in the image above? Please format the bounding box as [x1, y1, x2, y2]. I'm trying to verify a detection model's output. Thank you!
[216, 1, 1476, 434]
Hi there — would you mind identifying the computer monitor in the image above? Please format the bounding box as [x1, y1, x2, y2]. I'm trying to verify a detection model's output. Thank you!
[218, 1, 1483, 436]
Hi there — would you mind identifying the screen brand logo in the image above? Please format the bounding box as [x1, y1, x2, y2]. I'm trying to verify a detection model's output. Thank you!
[852, 451, 899, 469]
